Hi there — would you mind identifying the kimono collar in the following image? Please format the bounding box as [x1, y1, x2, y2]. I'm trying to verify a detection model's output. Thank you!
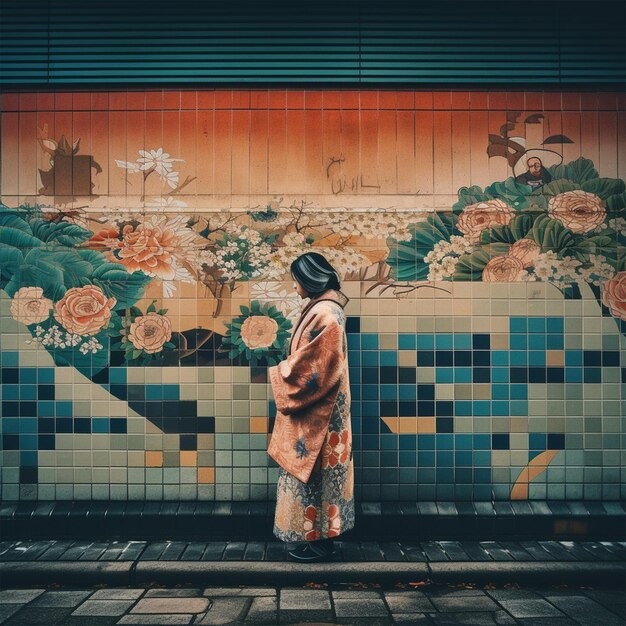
[301, 288, 349, 318]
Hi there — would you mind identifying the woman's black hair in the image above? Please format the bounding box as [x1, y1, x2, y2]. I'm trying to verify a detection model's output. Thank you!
[290, 252, 341, 296]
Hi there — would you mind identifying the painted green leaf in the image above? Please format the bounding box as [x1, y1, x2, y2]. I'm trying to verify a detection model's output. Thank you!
[0, 244, 24, 286]
[30, 219, 94, 246]
[580, 178, 625, 200]
[483, 177, 532, 209]
[531, 217, 577, 252]
[0, 209, 34, 234]
[452, 186, 492, 214]
[606, 191, 626, 211]
[0, 224, 43, 249]
[453, 249, 491, 281]
[541, 179, 580, 196]
[91, 263, 152, 309]
[566, 157, 599, 183]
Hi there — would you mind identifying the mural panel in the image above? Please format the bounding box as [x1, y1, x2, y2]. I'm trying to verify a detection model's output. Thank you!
[1, 90, 624, 501]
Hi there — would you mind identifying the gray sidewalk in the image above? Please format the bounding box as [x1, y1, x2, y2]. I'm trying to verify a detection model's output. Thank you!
[1, 540, 624, 588]
[0, 583, 625, 625]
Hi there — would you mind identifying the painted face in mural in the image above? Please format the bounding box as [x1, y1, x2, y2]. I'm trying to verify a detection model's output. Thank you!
[527, 157, 543, 177]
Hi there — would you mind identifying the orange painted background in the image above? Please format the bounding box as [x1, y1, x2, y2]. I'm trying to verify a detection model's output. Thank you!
[1, 90, 625, 212]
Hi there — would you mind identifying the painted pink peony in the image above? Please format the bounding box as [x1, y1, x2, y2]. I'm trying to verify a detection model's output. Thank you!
[482, 256, 526, 282]
[240, 315, 278, 349]
[10, 287, 53, 325]
[508, 238, 541, 268]
[548, 190, 606, 233]
[116, 223, 178, 279]
[601, 271, 626, 321]
[457, 199, 515, 242]
[54, 285, 116, 336]
[128, 312, 172, 354]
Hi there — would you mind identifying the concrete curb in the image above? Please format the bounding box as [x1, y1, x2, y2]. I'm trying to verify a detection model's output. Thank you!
[1, 561, 624, 588]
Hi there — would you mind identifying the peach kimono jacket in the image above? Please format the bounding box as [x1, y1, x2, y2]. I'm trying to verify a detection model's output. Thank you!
[268, 288, 354, 542]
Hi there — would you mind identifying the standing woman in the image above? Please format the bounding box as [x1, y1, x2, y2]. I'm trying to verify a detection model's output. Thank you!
[268, 252, 354, 562]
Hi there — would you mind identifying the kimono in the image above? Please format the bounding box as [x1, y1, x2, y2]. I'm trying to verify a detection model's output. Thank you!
[268, 288, 355, 542]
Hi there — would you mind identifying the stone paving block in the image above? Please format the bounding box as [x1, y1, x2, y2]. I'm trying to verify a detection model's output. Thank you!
[90, 589, 145, 601]
[0, 590, 45, 604]
[497, 598, 566, 619]
[244, 596, 277, 624]
[279, 609, 335, 623]
[334, 598, 389, 617]
[332, 590, 383, 599]
[493, 609, 517, 625]
[429, 612, 498, 625]
[195, 598, 251, 625]
[543, 595, 626, 625]
[202, 587, 275, 597]
[429, 594, 501, 612]
[145, 589, 203, 598]
[30, 590, 92, 607]
[391, 614, 431, 624]
[117, 615, 193, 625]
[0, 605, 22, 623]
[336, 619, 393, 626]
[384, 591, 435, 612]
[485, 589, 541, 601]
[3, 606, 72, 625]
[279, 588, 331, 610]
[131, 598, 209, 614]
[71, 600, 136, 617]
[514, 619, 578, 626]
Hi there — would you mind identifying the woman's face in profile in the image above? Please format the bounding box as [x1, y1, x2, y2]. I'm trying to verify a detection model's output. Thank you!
[292, 276, 308, 299]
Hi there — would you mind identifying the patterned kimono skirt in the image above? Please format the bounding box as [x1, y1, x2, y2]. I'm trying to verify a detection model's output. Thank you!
[273, 389, 355, 542]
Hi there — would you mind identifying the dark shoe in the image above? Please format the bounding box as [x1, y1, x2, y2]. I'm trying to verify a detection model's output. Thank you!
[287, 540, 335, 562]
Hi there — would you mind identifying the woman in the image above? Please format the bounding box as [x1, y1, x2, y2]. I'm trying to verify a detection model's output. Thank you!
[267, 252, 354, 562]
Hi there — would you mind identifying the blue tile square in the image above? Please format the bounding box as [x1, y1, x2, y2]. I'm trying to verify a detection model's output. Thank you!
[456, 401, 473, 416]
[361, 334, 379, 350]
[455, 434, 473, 449]
[417, 334, 434, 349]
[491, 368, 509, 383]
[473, 401, 490, 416]
[565, 350, 583, 366]
[510, 385, 528, 400]
[565, 368, 583, 383]
[492, 384, 509, 400]
[547, 317, 564, 333]
[418, 434, 436, 449]
[491, 401, 510, 416]
[492, 351, 509, 366]
[398, 334, 416, 350]
[454, 367, 472, 383]
[38, 369, 55, 384]
[21, 385, 37, 400]
[547, 335, 564, 349]
[399, 384, 416, 400]
[454, 334, 472, 349]
[347, 334, 361, 350]
[529, 351, 546, 367]
[455, 450, 473, 466]
[380, 351, 397, 366]
[510, 351, 527, 366]
[528, 335, 546, 350]
[380, 384, 397, 400]
[362, 351, 379, 366]
[436, 368, 453, 383]
[3, 385, 19, 400]
[510, 400, 528, 415]
[510, 317, 527, 333]
[1, 352, 19, 366]
[528, 318, 546, 333]
[510, 335, 527, 350]
[435, 334, 454, 349]
[21, 368, 37, 383]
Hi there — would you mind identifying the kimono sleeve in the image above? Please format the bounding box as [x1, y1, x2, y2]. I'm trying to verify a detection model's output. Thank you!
[269, 310, 345, 416]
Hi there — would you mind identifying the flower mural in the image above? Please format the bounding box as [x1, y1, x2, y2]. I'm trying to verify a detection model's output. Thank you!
[386, 157, 626, 329]
[221, 300, 293, 365]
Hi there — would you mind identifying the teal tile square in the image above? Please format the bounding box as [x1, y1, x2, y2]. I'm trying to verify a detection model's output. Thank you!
[565, 368, 583, 382]
[380, 384, 397, 400]
[381, 350, 397, 366]
[510, 335, 527, 350]
[528, 317, 546, 333]
[399, 384, 416, 400]
[528, 335, 546, 350]
[435, 334, 453, 349]
[529, 351, 546, 367]
[491, 401, 510, 416]
[510, 384, 528, 400]
[510, 317, 527, 333]
[510, 351, 527, 366]
[110, 367, 127, 383]
[4, 385, 19, 400]
[21, 368, 37, 383]
[347, 335, 360, 349]
[363, 385, 378, 400]
[146, 385, 163, 400]
[361, 334, 379, 350]
[39, 401, 54, 417]
[473, 401, 490, 416]
[92, 418, 109, 433]
[547, 317, 564, 333]
[455, 434, 473, 449]
[1, 352, 19, 366]
[20, 418, 37, 433]
[436, 368, 453, 383]
[456, 401, 473, 416]
[492, 384, 509, 400]
[491, 368, 509, 383]
[547, 335, 564, 349]
[454, 334, 472, 349]
[163, 385, 180, 400]
[21, 385, 37, 400]
[362, 351, 379, 366]
[38, 369, 54, 384]
[417, 334, 434, 349]
[4, 418, 19, 432]
[492, 351, 509, 366]
[398, 334, 416, 350]
[454, 367, 472, 383]
[510, 400, 529, 415]
[565, 350, 583, 366]
[19, 435, 37, 450]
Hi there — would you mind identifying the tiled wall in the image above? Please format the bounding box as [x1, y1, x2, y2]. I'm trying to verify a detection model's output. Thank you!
[1, 89, 625, 502]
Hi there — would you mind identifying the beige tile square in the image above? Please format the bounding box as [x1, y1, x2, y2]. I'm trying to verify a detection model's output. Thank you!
[379, 334, 398, 350]
[399, 351, 417, 366]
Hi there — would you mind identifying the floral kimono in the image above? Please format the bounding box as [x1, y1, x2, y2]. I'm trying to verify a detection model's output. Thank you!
[268, 288, 354, 542]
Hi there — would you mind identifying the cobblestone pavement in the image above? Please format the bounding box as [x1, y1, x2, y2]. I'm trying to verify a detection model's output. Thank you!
[0, 582, 623, 625]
